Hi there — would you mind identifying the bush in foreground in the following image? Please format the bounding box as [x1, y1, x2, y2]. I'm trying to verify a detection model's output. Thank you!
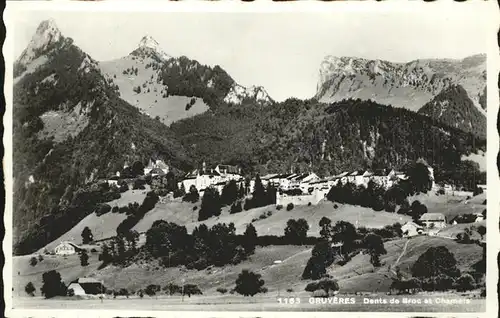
[305, 278, 339, 296]
[25, 282, 35, 296]
[235, 270, 266, 297]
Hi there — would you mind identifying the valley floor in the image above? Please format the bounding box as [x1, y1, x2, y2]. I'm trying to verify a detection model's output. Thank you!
[12, 292, 485, 312]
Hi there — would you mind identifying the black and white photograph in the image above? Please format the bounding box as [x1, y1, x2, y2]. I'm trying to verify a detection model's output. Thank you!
[3, 1, 499, 316]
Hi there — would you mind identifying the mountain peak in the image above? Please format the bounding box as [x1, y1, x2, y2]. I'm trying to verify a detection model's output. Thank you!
[17, 19, 63, 65]
[136, 35, 171, 60]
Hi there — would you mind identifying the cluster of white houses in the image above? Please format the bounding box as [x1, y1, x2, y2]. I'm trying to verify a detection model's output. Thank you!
[177, 164, 435, 198]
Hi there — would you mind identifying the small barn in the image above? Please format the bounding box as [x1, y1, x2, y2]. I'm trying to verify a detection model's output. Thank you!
[67, 277, 106, 296]
[419, 213, 447, 229]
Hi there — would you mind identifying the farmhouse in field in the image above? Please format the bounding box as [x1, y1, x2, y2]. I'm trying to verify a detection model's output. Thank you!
[401, 221, 424, 237]
[54, 241, 84, 256]
[67, 277, 106, 296]
[419, 213, 447, 229]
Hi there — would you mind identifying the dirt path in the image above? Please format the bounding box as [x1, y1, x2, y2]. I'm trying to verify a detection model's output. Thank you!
[389, 238, 410, 276]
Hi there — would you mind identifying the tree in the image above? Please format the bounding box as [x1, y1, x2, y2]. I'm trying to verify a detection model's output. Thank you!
[302, 240, 335, 280]
[29, 256, 38, 267]
[25, 282, 36, 296]
[405, 159, 433, 194]
[183, 185, 199, 203]
[81, 226, 94, 244]
[234, 270, 265, 297]
[99, 244, 112, 265]
[319, 217, 332, 241]
[331, 221, 357, 256]
[80, 250, 89, 266]
[198, 187, 222, 221]
[183, 284, 203, 297]
[252, 175, 267, 207]
[221, 180, 239, 206]
[41, 270, 67, 298]
[242, 224, 258, 254]
[412, 246, 460, 278]
[363, 233, 387, 267]
[284, 218, 310, 244]
[477, 225, 486, 240]
[410, 201, 427, 222]
[131, 161, 145, 176]
[230, 200, 243, 214]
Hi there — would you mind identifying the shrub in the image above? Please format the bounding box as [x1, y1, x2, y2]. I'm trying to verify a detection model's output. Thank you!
[286, 288, 293, 293]
[480, 288, 486, 297]
[112, 206, 119, 213]
[216, 287, 228, 294]
[183, 284, 203, 297]
[267, 211, 272, 217]
[95, 203, 111, 216]
[29, 257, 37, 267]
[333, 204, 338, 209]
[38, 254, 44, 262]
[455, 274, 476, 292]
[312, 289, 328, 298]
[276, 204, 283, 210]
[145, 284, 161, 296]
[25, 282, 36, 296]
[305, 278, 339, 295]
[286, 203, 294, 211]
[67, 288, 75, 297]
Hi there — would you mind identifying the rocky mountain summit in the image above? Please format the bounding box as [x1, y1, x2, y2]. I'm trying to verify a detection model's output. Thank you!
[315, 54, 486, 113]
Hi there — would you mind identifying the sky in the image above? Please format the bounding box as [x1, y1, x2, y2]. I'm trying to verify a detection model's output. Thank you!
[11, 4, 495, 101]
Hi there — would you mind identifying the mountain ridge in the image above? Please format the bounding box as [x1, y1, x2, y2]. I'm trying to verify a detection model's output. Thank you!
[418, 84, 486, 139]
[98, 34, 273, 124]
[315, 54, 487, 114]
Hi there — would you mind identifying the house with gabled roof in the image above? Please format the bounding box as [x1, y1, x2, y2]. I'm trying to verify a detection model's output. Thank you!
[401, 221, 424, 237]
[144, 158, 169, 175]
[179, 161, 242, 192]
[347, 170, 367, 186]
[420, 213, 447, 229]
[54, 241, 84, 256]
[67, 277, 106, 296]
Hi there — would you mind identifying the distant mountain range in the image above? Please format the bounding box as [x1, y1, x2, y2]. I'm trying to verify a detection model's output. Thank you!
[315, 55, 486, 115]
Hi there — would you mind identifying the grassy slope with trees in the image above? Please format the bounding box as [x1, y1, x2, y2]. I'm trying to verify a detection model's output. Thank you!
[418, 84, 486, 139]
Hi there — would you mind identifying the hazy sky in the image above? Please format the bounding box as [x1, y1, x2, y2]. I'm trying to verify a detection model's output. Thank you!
[11, 5, 494, 101]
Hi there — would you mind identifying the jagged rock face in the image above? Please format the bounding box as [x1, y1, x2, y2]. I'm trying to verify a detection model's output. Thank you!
[131, 35, 172, 62]
[418, 85, 486, 138]
[224, 84, 273, 105]
[17, 19, 63, 66]
[315, 54, 487, 113]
